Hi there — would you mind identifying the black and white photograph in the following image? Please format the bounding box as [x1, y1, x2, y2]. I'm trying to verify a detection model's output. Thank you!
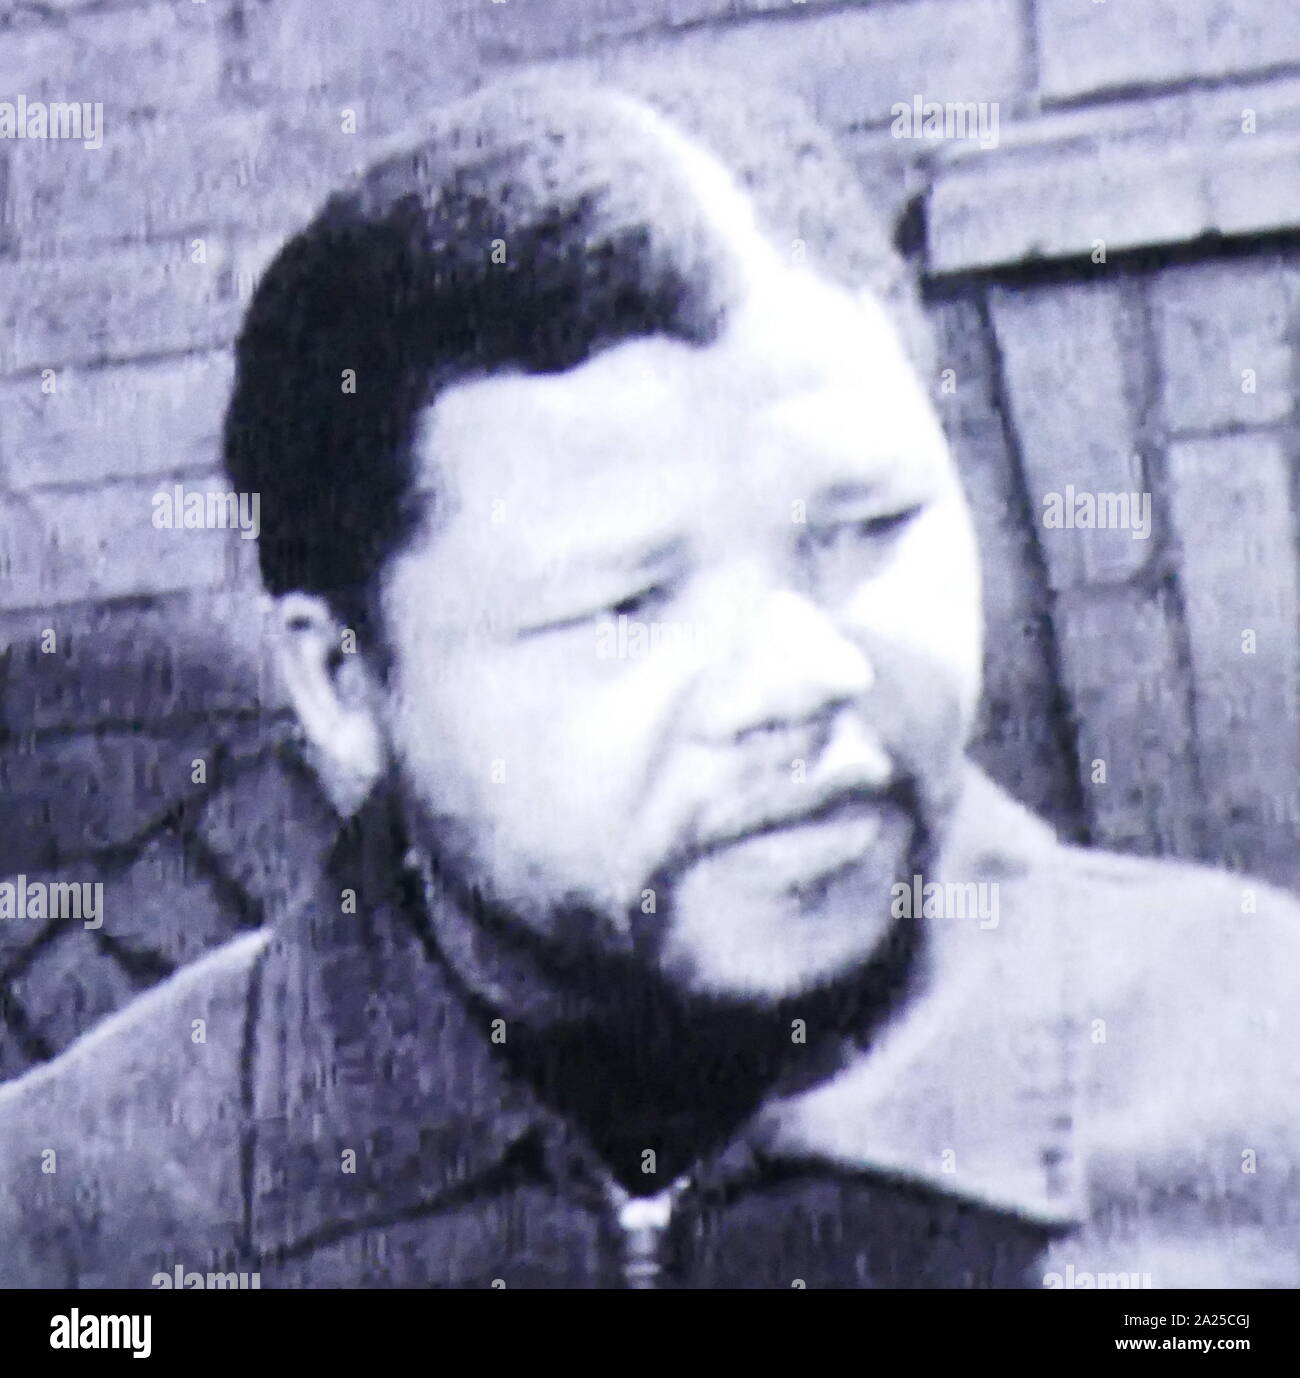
[0, 0, 1297, 1333]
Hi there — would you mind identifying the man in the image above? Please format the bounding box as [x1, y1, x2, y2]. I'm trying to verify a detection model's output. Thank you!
[2, 73, 1299, 1289]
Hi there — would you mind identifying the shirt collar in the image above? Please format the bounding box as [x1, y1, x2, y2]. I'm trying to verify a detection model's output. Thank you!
[754, 766, 1082, 1225]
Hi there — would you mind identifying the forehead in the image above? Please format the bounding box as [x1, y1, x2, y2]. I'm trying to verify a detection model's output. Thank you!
[418, 266, 945, 529]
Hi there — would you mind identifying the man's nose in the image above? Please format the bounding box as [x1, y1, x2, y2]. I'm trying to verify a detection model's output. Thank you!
[698, 587, 876, 743]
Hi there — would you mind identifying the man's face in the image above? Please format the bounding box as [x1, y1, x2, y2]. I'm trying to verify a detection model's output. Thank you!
[376, 254, 982, 1002]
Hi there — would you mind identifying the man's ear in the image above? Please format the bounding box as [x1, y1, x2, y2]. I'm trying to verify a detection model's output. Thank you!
[271, 592, 387, 818]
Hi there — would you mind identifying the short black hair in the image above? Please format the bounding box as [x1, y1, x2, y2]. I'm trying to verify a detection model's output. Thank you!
[222, 70, 928, 638]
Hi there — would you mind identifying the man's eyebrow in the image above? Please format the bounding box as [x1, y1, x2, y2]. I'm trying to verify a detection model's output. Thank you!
[555, 533, 691, 579]
[808, 474, 935, 512]
[814, 479, 890, 506]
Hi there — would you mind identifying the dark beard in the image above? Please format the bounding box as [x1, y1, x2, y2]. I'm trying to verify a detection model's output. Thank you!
[400, 775, 937, 1193]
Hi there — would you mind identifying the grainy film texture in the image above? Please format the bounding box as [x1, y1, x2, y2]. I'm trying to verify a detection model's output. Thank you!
[0, 0, 1298, 1297]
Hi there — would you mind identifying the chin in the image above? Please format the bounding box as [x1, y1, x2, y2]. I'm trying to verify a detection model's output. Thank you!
[650, 883, 901, 1004]
[647, 802, 937, 1006]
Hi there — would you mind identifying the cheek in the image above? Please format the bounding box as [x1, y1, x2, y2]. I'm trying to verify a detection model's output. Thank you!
[386, 643, 571, 815]
[850, 497, 984, 731]
[383, 629, 694, 887]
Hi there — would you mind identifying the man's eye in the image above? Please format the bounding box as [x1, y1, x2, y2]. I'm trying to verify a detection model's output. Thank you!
[608, 584, 670, 619]
[518, 583, 674, 639]
[810, 505, 922, 550]
[855, 506, 922, 539]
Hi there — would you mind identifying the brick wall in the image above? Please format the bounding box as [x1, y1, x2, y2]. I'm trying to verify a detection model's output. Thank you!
[3, 0, 1299, 1077]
